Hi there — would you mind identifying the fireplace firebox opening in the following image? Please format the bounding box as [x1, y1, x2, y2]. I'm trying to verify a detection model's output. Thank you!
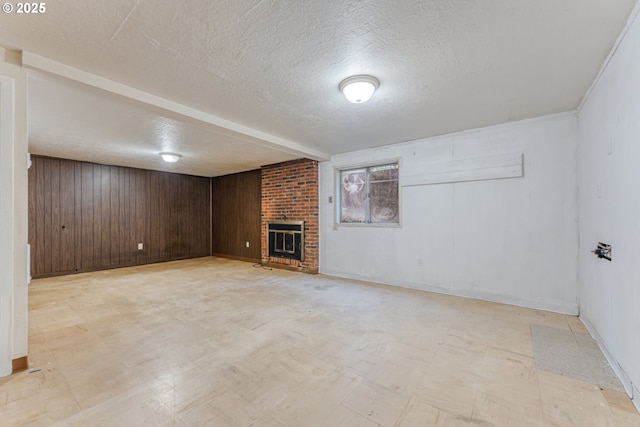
[267, 221, 305, 261]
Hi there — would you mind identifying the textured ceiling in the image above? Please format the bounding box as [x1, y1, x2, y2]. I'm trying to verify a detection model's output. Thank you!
[0, 0, 637, 176]
[27, 71, 302, 176]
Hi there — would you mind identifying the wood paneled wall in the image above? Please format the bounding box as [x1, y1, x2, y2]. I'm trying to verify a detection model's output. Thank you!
[211, 170, 261, 261]
[28, 156, 211, 278]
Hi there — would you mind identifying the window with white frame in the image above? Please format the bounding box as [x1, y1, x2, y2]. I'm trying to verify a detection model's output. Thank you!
[338, 163, 399, 224]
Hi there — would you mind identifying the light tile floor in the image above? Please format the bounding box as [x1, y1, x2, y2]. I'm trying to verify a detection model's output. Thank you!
[1, 257, 638, 426]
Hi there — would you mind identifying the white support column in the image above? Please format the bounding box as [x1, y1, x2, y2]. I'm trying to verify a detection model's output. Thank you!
[0, 76, 15, 376]
[0, 48, 29, 377]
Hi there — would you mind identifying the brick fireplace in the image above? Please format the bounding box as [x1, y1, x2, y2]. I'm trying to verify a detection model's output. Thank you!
[261, 159, 318, 273]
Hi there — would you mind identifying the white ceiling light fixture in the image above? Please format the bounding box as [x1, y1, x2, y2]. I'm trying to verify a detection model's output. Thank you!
[339, 75, 380, 104]
[159, 152, 182, 163]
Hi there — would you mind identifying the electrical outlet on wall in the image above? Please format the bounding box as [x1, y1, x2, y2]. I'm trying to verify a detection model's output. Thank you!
[246, 242, 250, 248]
[417, 258, 423, 267]
[138, 243, 143, 250]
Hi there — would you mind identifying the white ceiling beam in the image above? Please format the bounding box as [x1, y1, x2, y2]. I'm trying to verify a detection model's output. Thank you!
[21, 51, 330, 161]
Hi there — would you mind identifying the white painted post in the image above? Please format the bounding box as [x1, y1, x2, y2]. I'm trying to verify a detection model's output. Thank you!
[0, 76, 15, 376]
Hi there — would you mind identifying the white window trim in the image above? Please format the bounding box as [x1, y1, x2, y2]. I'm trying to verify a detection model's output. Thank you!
[334, 158, 402, 228]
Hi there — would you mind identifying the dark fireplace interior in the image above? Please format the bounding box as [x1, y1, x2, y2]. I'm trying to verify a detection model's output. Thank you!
[267, 221, 304, 261]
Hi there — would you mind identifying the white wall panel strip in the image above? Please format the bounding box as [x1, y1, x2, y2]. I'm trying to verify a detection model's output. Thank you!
[402, 153, 523, 187]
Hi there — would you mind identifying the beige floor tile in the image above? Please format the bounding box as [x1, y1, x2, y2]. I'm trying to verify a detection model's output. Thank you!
[269, 383, 380, 427]
[476, 347, 539, 395]
[565, 315, 589, 334]
[151, 366, 230, 415]
[340, 380, 410, 426]
[366, 358, 427, 398]
[485, 321, 534, 357]
[233, 364, 299, 410]
[178, 389, 251, 426]
[610, 407, 640, 427]
[204, 388, 269, 425]
[396, 398, 472, 426]
[79, 384, 185, 427]
[249, 413, 287, 427]
[1, 257, 637, 426]
[413, 345, 483, 419]
[538, 370, 618, 426]
[601, 387, 638, 414]
[306, 369, 363, 403]
[470, 390, 544, 427]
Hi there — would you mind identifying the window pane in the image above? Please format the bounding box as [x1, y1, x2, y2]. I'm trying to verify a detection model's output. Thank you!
[369, 164, 399, 223]
[340, 169, 367, 223]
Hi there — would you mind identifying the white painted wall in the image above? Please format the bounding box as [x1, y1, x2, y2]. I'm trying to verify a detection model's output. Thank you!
[577, 5, 640, 404]
[0, 49, 29, 376]
[320, 113, 579, 314]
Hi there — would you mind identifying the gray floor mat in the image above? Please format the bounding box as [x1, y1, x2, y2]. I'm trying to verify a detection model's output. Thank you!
[530, 323, 624, 391]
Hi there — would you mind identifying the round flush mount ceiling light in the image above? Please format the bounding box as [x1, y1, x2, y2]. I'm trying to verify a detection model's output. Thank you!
[159, 152, 182, 163]
[339, 75, 379, 103]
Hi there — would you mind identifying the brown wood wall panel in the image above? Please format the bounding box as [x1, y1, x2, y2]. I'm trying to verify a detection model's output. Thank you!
[149, 171, 164, 262]
[36, 159, 45, 275]
[135, 169, 148, 265]
[109, 166, 119, 267]
[27, 158, 38, 276]
[127, 169, 136, 266]
[46, 158, 57, 273]
[92, 165, 102, 269]
[60, 161, 75, 273]
[99, 164, 110, 268]
[211, 169, 261, 261]
[79, 162, 94, 272]
[28, 155, 211, 278]
[74, 163, 83, 272]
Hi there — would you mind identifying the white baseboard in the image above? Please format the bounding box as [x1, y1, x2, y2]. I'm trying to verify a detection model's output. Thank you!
[580, 315, 637, 411]
[320, 269, 579, 315]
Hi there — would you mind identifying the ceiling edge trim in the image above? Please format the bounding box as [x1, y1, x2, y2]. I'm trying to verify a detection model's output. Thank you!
[21, 51, 330, 161]
[577, 0, 640, 112]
